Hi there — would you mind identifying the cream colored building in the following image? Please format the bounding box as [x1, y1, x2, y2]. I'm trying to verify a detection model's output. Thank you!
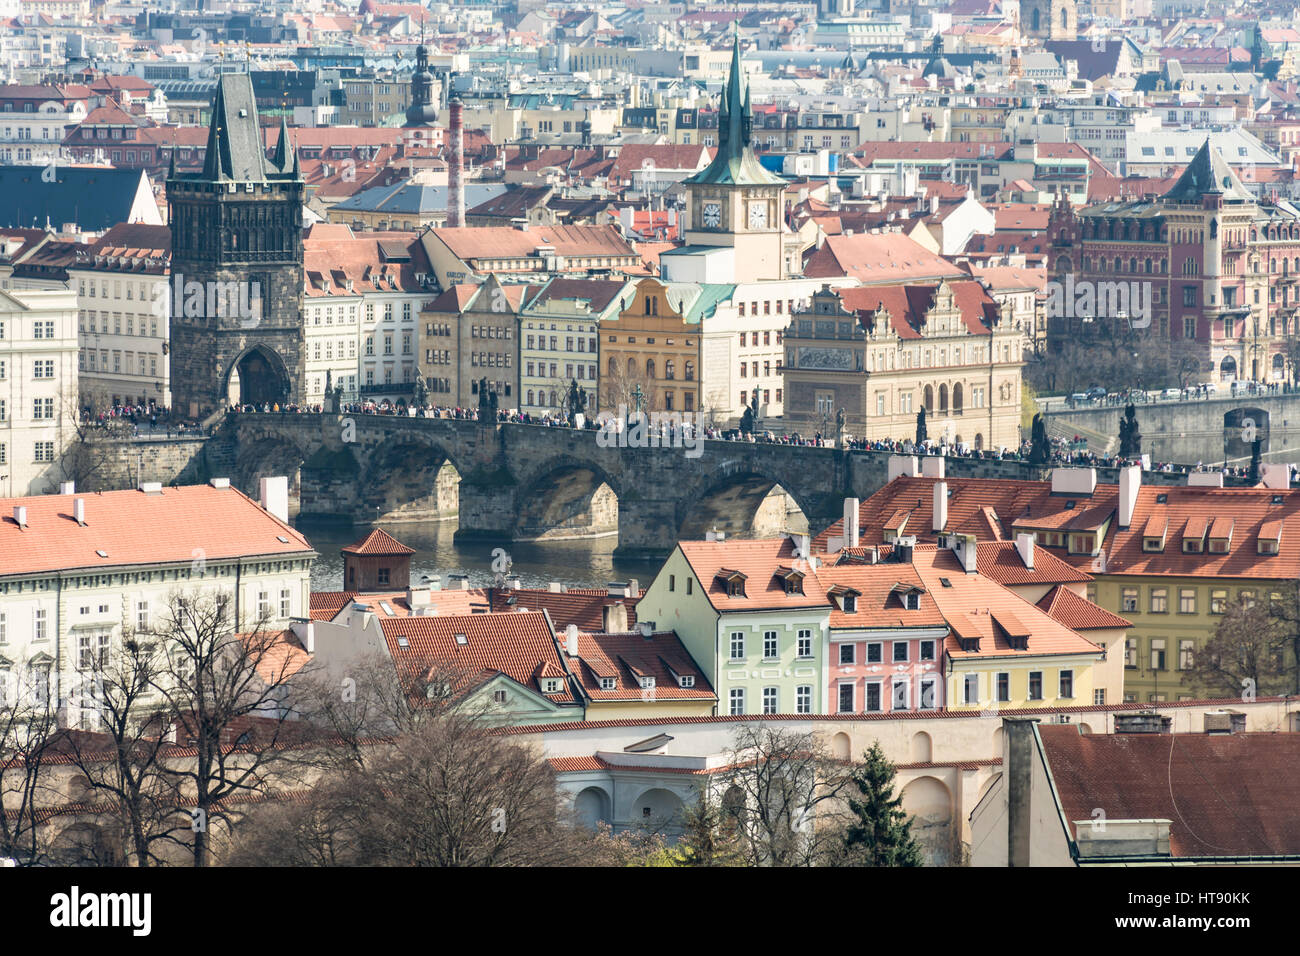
[782, 280, 1025, 449]
[0, 286, 78, 497]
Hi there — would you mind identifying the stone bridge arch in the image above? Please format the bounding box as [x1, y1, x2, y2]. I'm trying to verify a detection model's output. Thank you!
[231, 434, 308, 516]
[675, 458, 822, 541]
[510, 453, 622, 541]
[355, 436, 463, 523]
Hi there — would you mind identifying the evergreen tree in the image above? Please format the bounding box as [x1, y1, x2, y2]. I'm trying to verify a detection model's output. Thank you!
[841, 743, 924, 866]
[674, 796, 743, 867]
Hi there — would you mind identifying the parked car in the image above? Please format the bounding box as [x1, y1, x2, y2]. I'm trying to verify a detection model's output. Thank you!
[1085, 386, 1107, 400]
[1069, 392, 1088, 404]
[1161, 387, 1181, 399]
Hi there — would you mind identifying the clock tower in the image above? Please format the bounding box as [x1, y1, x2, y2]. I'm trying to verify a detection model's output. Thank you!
[682, 32, 788, 282]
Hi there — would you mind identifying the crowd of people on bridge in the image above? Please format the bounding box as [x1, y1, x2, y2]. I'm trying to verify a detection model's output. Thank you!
[222, 400, 1294, 480]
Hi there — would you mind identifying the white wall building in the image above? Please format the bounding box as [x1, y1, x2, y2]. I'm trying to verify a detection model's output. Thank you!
[0, 480, 315, 728]
[0, 286, 78, 497]
[67, 223, 171, 409]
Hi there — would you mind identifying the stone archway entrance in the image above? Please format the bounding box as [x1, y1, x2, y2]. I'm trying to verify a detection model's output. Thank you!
[226, 346, 290, 407]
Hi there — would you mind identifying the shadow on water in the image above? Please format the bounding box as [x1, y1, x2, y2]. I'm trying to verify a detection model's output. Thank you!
[295, 518, 662, 593]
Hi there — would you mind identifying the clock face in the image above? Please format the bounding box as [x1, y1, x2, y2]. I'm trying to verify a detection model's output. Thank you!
[702, 201, 721, 228]
[748, 201, 768, 230]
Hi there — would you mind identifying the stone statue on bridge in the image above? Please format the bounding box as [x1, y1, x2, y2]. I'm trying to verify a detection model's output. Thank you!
[1029, 413, 1050, 464]
[566, 378, 587, 426]
[413, 374, 428, 408]
[915, 406, 928, 447]
[1118, 404, 1142, 459]
[477, 377, 489, 413]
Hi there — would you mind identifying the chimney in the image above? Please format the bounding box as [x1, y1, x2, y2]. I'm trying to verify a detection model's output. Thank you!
[627, 578, 640, 595]
[953, 533, 978, 573]
[920, 456, 945, 479]
[1004, 717, 1039, 867]
[1118, 464, 1140, 528]
[548, 581, 565, 593]
[887, 455, 920, 480]
[1114, 711, 1172, 734]
[260, 476, 289, 523]
[1015, 532, 1034, 569]
[932, 481, 948, 532]
[842, 497, 860, 548]
[209, 477, 231, 489]
[447, 98, 465, 228]
[349, 601, 374, 632]
[13, 505, 27, 529]
[408, 586, 432, 610]
[1203, 710, 1246, 735]
[1050, 467, 1097, 496]
[446, 573, 470, 590]
[59, 481, 75, 494]
[565, 623, 580, 657]
[602, 601, 629, 632]
[505, 574, 522, 589]
[639, 621, 653, 638]
[73, 498, 86, 527]
[291, 618, 316, 653]
[1260, 463, 1290, 490]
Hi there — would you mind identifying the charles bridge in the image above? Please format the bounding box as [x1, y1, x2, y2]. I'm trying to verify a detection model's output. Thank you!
[79, 412, 1219, 559]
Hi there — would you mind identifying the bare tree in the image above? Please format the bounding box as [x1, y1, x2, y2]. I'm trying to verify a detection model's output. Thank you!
[713, 724, 852, 867]
[223, 711, 582, 866]
[1189, 595, 1296, 699]
[0, 664, 59, 864]
[61, 631, 182, 867]
[602, 357, 659, 414]
[146, 588, 310, 867]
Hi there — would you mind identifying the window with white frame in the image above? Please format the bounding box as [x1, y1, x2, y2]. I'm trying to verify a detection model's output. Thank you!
[796, 685, 812, 714]
[837, 682, 854, 713]
[763, 631, 778, 659]
[280, 588, 292, 618]
[920, 678, 936, 710]
[796, 629, 812, 658]
[892, 679, 908, 710]
[963, 673, 980, 704]
[729, 687, 745, 715]
[729, 632, 745, 660]
[762, 686, 778, 714]
[839, 643, 854, 664]
[34, 608, 47, 641]
[135, 600, 149, 633]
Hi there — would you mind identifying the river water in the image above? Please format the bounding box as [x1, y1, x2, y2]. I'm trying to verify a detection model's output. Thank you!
[297, 518, 663, 594]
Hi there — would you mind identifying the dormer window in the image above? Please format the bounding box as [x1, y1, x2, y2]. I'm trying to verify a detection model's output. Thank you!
[543, 678, 562, 694]
[774, 566, 804, 595]
[678, 675, 695, 688]
[843, 594, 857, 613]
[1182, 517, 1207, 553]
[715, 569, 747, 597]
[905, 593, 920, 610]
[599, 677, 617, 691]
[638, 676, 655, 689]
[1143, 537, 1164, 552]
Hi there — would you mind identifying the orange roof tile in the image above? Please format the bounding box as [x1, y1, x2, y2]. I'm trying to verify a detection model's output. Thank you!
[678, 538, 830, 612]
[379, 610, 577, 704]
[0, 485, 313, 577]
[1035, 586, 1132, 631]
[340, 527, 415, 555]
[566, 630, 716, 701]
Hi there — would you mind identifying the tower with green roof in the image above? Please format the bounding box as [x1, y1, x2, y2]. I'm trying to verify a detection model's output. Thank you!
[682, 32, 789, 282]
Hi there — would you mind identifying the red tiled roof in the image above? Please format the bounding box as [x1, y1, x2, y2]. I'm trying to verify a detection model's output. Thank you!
[1039, 724, 1300, 858]
[975, 540, 1093, 587]
[340, 527, 416, 555]
[0, 485, 313, 577]
[379, 610, 577, 704]
[802, 233, 966, 283]
[488, 586, 639, 631]
[912, 548, 1103, 660]
[814, 563, 945, 628]
[566, 630, 715, 701]
[430, 224, 637, 262]
[678, 538, 830, 612]
[1035, 585, 1131, 631]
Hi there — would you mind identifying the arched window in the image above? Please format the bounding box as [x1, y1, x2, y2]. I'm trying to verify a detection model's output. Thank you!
[953, 383, 963, 413]
[974, 433, 984, 450]
[665, 360, 675, 380]
[526, 389, 534, 405]
[549, 390, 558, 406]
[939, 384, 948, 412]
[645, 359, 656, 380]
[1055, 255, 1071, 274]
[627, 358, 637, 375]
[608, 357, 617, 376]
[924, 385, 934, 410]
[684, 360, 695, 381]
[1061, 6, 1068, 27]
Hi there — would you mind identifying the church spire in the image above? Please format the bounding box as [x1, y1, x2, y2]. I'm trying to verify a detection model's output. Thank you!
[722, 28, 747, 162]
[271, 114, 293, 173]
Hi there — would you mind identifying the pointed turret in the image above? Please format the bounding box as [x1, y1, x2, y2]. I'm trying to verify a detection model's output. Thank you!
[200, 73, 268, 182]
[1161, 138, 1253, 204]
[683, 29, 784, 187]
[271, 114, 293, 173]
